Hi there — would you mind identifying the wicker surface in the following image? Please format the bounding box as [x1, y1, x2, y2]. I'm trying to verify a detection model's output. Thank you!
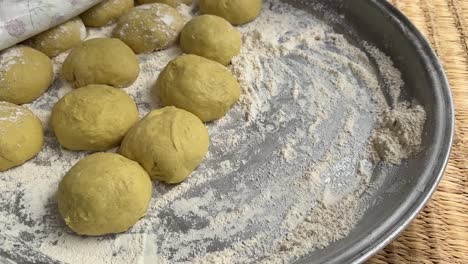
[368, 0, 468, 263]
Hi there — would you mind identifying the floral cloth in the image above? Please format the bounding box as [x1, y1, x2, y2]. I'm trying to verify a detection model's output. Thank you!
[0, 0, 102, 50]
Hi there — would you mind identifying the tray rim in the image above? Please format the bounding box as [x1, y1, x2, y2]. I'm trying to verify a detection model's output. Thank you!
[330, 0, 455, 263]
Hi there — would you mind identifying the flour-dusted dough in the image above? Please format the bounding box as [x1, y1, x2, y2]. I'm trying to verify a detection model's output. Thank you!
[180, 15, 241, 65]
[199, 0, 263, 25]
[137, 0, 192, 7]
[155, 54, 240, 122]
[80, 0, 134, 27]
[30, 18, 86, 57]
[113, 3, 185, 53]
[58, 153, 152, 236]
[51, 85, 139, 151]
[0, 46, 53, 104]
[120, 107, 209, 184]
[61, 38, 139, 88]
[0, 102, 43, 172]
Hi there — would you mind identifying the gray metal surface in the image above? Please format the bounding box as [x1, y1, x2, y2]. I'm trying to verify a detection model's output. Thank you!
[292, 0, 454, 263]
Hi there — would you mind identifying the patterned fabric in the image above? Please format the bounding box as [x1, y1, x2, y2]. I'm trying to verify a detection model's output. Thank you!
[0, 0, 102, 50]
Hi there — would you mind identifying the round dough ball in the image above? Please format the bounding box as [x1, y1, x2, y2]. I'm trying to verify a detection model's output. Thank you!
[199, 0, 262, 25]
[113, 4, 185, 54]
[0, 46, 53, 104]
[0, 102, 43, 172]
[58, 153, 152, 236]
[180, 15, 241, 65]
[137, 0, 192, 7]
[61, 38, 139, 88]
[80, 0, 134, 27]
[155, 54, 240, 122]
[30, 18, 86, 57]
[51, 84, 139, 151]
[120, 106, 209, 184]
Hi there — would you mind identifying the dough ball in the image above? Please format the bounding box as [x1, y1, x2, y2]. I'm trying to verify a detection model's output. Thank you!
[199, 0, 263, 25]
[155, 54, 240, 122]
[58, 153, 152, 236]
[120, 106, 209, 184]
[51, 84, 139, 151]
[113, 4, 185, 53]
[30, 18, 86, 57]
[0, 46, 53, 104]
[180, 15, 241, 65]
[80, 0, 134, 27]
[0, 102, 43, 172]
[137, 0, 192, 7]
[61, 38, 139, 88]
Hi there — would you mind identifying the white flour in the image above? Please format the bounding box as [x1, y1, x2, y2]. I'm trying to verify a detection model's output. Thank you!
[0, 47, 24, 83]
[113, 3, 186, 49]
[0, 1, 426, 264]
[0, 102, 29, 141]
[42, 18, 86, 42]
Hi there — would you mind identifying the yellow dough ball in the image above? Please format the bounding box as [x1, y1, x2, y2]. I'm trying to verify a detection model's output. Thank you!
[180, 15, 241, 65]
[136, 0, 192, 7]
[155, 54, 240, 122]
[30, 18, 86, 57]
[80, 0, 134, 27]
[120, 107, 209, 184]
[199, 0, 263, 25]
[0, 46, 53, 104]
[61, 38, 140, 88]
[113, 4, 185, 53]
[58, 153, 152, 236]
[0, 102, 43, 172]
[51, 85, 139, 151]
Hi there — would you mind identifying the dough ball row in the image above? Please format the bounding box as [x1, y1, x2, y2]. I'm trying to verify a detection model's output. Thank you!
[0, 0, 263, 236]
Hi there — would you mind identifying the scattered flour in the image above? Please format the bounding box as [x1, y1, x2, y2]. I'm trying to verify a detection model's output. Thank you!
[372, 103, 427, 164]
[114, 3, 188, 46]
[0, 102, 27, 123]
[0, 47, 24, 83]
[0, 1, 427, 264]
[79, 20, 88, 40]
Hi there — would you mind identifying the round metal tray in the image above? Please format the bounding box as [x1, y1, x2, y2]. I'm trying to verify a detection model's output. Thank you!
[0, 0, 454, 263]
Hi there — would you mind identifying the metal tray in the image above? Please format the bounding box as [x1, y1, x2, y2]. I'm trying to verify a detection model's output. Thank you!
[294, 0, 454, 262]
[0, 0, 454, 263]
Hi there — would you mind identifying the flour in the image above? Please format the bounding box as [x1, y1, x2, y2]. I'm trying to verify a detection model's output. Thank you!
[114, 3, 187, 45]
[79, 20, 88, 40]
[0, 102, 28, 138]
[372, 103, 427, 164]
[0, 1, 427, 264]
[0, 47, 24, 83]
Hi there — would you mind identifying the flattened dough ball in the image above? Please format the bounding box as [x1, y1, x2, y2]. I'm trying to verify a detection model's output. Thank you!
[137, 0, 192, 7]
[80, 0, 134, 27]
[155, 54, 240, 122]
[120, 107, 209, 184]
[113, 4, 185, 53]
[0, 46, 53, 104]
[61, 38, 139, 88]
[180, 15, 241, 65]
[199, 0, 263, 25]
[51, 85, 139, 151]
[58, 153, 152, 236]
[0, 102, 43, 172]
[30, 18, 86, 57]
